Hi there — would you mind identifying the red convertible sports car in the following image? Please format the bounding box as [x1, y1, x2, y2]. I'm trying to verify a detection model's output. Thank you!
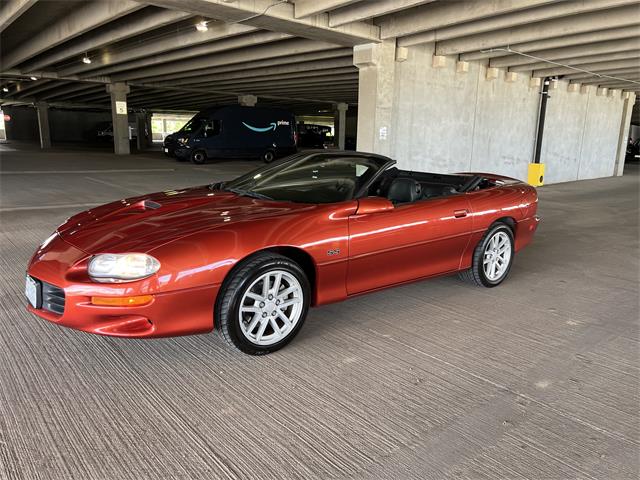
[26, 151, 539, 354]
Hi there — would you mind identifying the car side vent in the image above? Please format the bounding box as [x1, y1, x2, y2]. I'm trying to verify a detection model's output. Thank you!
[143, 200, 162, 210]
[42, 281, 65, 315]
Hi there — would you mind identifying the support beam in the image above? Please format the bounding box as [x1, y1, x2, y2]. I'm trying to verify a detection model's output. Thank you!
[293, 0, 360, 18]
[59, 23, 258, 77]
[111, 39, 343, 82]
[78, 30, 289, 79]
[564, 67, 640, 80]
[55, 86, 106, 102]
[40, 83, 99, 101]
[107, 83, 131, 155]
[139, 48, 353, 84]
[128, 82, 349, 106]
[380, 0, 558, 40]
[435, 5, 640, 56]
[1, 97, 108, 110]
[396, 0, 637, 47]
[329, 0, 435, 27]
[489, 37, 640, 68]
[0, 0, 37, 34]
[12, 79, 58, 98]
[183, 73, 359, 92]
[35, 101, 51, 149]
[577, 78, 640, 87]
[460, 26, 640, 62]
[334, 102, 348, 149]
[614, 92, 636, 176]
[137, 0, 379, 46]
[509, 50, 640, 72]
[1, 0, 142, 70]
[532, 58, 640, 78]
[20, 8, 191, 73]
[591, 80, 640, 90]
[179, 66, 357, 89]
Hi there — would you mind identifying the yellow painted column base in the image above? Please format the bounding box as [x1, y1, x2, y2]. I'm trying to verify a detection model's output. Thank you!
[528, 163, 545, 186]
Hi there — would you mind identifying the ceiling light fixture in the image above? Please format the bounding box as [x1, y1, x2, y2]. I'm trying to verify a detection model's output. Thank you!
[196, 21, 208, 32]
[2, 87, 8, 92]
[29, 76, 37, 81]
[82, 54, 91, 64]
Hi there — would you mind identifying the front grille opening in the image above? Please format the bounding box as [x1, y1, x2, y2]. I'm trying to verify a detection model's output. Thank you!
[42, 281, 65, 315]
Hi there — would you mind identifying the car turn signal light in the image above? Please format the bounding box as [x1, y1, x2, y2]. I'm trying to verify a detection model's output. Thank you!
[91, 295, 154, 307]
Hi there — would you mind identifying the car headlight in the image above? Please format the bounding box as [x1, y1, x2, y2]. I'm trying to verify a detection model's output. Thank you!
[88, 253, 160, 283]
[177, 137, 189, 145]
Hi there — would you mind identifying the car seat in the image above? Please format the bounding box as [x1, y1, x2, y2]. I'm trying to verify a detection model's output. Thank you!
[387, 177, 421, 204]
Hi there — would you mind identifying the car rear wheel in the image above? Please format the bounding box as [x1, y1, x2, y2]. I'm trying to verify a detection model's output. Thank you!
[459, 223, 514, 287]
[216, 253, 310, 355]
[261, 150, 275, 163]
[191, 150, 207, 164]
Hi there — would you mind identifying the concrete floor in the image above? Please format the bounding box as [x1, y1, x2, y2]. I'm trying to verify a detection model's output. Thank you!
[1, 143, 638, 480]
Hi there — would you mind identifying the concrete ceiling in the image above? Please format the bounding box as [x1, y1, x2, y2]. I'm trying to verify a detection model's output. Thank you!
[0, 0, 639, 113]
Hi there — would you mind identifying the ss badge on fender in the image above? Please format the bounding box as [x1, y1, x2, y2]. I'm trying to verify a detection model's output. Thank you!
[327, 248, 340, 256]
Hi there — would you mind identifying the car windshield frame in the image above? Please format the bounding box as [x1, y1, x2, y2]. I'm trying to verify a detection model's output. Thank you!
[179, 116, 206, 134]
[219, 151, 395, 204]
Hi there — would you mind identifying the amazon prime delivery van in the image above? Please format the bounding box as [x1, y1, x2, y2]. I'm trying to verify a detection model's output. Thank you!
[163, 105, 297, 163]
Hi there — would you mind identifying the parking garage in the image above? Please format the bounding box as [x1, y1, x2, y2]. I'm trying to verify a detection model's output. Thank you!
[1, 1, 639, 479]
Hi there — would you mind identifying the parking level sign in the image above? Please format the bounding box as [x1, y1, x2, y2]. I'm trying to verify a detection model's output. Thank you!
[115, 101, 127, 115]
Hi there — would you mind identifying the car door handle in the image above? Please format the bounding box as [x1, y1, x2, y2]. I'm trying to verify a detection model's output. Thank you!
[453, 209, 468, 218]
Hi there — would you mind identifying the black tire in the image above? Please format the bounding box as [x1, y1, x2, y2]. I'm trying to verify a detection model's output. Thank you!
[216, 252, 310, 355]
[458, 223, 515, 288]
[261, 150, 275, 163]
[191, 149, 207, 164]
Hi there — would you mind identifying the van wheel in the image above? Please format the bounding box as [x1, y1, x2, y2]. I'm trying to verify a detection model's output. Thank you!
[261, 150, 275, 163]
[191, 150, 207, 164]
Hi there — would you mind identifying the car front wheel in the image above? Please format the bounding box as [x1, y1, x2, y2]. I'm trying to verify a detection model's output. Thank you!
[459, 223, 514, 287]
[191, 150, 207, 164]
[216, 253, 310, 355]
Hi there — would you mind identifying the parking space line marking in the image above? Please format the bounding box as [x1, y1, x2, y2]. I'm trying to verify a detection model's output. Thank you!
[85, 176, 141, 194]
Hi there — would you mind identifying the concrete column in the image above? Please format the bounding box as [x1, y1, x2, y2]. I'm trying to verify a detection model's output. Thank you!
[135, 112, 149, 151]
[353, 40, 397, 155]
[35, 101, 51, 149]
[238, 94, 257, 107]
[106, 82, 130, 155]
[334, 102, 348, 150]
[145, 113, 153, 148]
[614, 92, 636, 176]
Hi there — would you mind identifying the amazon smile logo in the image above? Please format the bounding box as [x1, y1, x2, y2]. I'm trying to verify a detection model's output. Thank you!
[242, 120, 290, 132]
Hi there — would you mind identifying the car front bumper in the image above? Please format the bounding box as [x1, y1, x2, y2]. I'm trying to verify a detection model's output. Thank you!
[173, 147, 191, 160]
[26, 236, 219, 338]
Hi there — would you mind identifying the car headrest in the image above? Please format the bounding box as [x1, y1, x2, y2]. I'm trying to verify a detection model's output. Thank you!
[387, 177, 421, 204]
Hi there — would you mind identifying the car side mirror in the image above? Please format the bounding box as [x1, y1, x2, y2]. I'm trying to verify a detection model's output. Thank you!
[356, 196, 394, 215]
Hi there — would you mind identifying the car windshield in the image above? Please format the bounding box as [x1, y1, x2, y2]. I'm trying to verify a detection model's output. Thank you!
[179, 116, 205, 133]
[222, 152, 391, 204]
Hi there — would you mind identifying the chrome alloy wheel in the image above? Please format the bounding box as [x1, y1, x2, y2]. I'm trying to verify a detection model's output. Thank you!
[483, 231, 512, 282]
[239, 270, 304, 346]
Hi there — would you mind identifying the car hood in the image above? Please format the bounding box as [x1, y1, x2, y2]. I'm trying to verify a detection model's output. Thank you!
[57, 186, 312, 254]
